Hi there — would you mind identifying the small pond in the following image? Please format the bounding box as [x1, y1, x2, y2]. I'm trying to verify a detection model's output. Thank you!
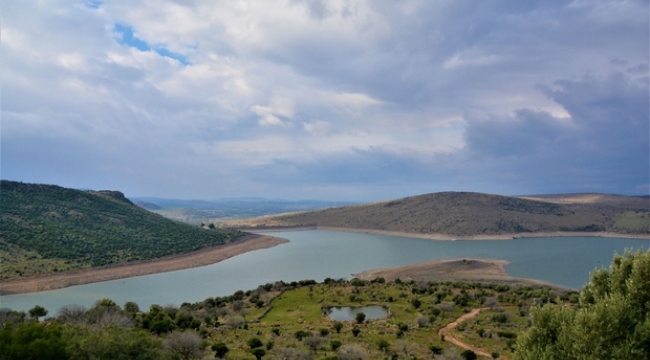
[327, 305, 389, 321]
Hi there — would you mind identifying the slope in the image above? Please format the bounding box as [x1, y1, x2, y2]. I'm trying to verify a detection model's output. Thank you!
[0, 180, 243, 280]
[231, 192, 649, 236]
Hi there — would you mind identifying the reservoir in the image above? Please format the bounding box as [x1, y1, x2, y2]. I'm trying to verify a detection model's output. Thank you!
[327, 306, 389, 322]
[1, 230, 647, 313]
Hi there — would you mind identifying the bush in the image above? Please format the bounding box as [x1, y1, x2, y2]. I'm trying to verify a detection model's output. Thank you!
[461, 349, 478, 360]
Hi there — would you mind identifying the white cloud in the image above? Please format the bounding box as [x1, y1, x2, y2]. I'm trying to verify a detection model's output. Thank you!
[1, 0, 647, 200]
[443, 51, 500, 70]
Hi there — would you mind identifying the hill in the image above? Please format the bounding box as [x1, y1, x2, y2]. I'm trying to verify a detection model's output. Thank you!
[130, 196, 356, 223]
[0, 180, 244, 280]
[229, 192, 649, 236]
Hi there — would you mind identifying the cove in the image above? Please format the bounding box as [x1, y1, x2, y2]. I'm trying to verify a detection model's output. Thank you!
[0, 230, 647, 313]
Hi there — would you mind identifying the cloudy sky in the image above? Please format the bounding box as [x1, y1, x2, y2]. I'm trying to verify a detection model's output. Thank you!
[2, 0, 648, 201]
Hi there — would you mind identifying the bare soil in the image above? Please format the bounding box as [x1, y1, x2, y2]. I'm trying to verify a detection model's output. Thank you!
[354, 258, 571, 289]
[0, 234, 288, 295]
[251, 226, 650, 241]
[439, 307, 512, 360]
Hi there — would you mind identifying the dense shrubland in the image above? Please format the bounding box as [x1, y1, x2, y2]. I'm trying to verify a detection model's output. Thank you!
[0, 180, 243, 279]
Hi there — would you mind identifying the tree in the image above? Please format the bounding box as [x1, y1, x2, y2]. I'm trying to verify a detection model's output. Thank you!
[460, 349, 477, 360]
[247, 337, 263, 349]
[351, 327, 360, 337]
[429, 344, 443, 355]
[0, 322, 68, 360]
[65, 326, 162, 360]
[355, 312, 366, 324]
[124, 301, 140, 314]
[333, 321, 344, 333]
[377, 339, 390, 352]
[211, 342, 229, 358]
[164, 331, 203, 360]
[251, 348, 266, 360]
[330, 340, 342, 351]
[28, 305, 48, 319]
[516, 249, 650, 359]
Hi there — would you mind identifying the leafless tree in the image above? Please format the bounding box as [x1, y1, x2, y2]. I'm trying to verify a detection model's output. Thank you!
[438, 301, 455, 312]
[483, 296, 500, 309]
[303, 335, 325, 351]
[94, 307, 134, 328]
[338, 344, 368, 360]
[164, 330, 204, 360]
[57, 304, 88, 326]
[396, 341, 417, 358]
[224, 315, 245, 329]
[416, 315, 430, 328]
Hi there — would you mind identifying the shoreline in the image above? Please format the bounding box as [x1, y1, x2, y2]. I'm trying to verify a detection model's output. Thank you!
[0, 234, 288, 295]
[248, 226, 650, 241]
[354, 258, 574, 290]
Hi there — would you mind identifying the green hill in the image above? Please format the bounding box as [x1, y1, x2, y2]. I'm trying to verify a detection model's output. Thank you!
[232, 192, 649, 236]
[0, 180, 243, 280]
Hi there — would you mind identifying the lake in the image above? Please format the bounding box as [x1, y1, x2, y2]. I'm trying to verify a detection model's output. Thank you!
[0, 230, 647, 313]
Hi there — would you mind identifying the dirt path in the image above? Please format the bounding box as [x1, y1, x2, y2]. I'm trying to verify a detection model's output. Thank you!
[438, 307, 511, 360]
[0, 234, 288, 295]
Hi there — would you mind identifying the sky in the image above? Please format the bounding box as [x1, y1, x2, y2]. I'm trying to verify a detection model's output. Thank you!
[1, 0, 649, 201]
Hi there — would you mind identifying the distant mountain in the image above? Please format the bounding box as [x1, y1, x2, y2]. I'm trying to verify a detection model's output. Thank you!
[134, 201, 162, 210]
[0, 180, 243, 280]
[129, 196, 356, 222]
[232, 192, 649, 236]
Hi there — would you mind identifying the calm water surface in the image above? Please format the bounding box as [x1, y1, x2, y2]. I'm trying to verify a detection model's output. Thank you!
[327, 306, 388, 321]
[1, 230, 647, 313]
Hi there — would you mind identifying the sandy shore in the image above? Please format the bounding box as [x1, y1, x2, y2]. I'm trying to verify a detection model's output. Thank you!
[354, 258, 572, 290]
[250, 226, 650, 241]
[0, 234, 288, 295]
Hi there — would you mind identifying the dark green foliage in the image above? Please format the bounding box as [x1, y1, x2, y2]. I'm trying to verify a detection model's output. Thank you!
[65, 326, 161, 360]
[28, 305, 48, 319]
[496, 331, 516, 339]
[124, 301, 140, 314]
[460, 349, 477, 360]
[516, 249, 650, 359]
[211, 342, 229, 358]
[429, 345, 443, 355]
[294, 330, 310, 341]
[247, 337, 264, 349]
[0, 181, 243, 277]
[355, 312, 366, 324]
[319, 328, 329, 336]
[351, 327, 360, 337]
[490, 312, 508, 323]
[0, 322, 69, 360]
[411, 298, 422, 308]
[330, 340, 342, 351]
[251, 348, 266, 360]
[377, 339, 390, 352]
[333, 321, 343, 333]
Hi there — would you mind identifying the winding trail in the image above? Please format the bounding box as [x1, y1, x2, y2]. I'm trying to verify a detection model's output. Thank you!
[438, 307, 511, 360]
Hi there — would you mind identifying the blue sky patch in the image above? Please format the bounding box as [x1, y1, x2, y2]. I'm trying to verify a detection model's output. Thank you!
[85, 0, 102, 9]
[113, 24, 190, 65]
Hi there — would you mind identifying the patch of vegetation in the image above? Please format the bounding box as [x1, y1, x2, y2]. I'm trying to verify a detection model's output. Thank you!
[0, 181, 243, 279]
[611, 211, 650, 233]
